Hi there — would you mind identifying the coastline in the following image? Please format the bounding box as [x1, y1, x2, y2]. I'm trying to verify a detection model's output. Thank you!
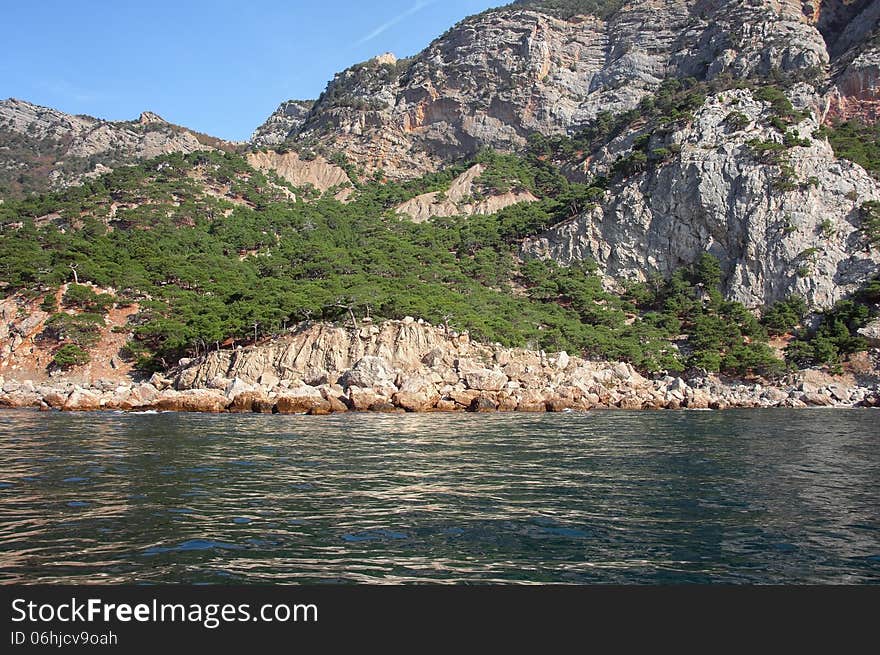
[2, 319, 878, 414]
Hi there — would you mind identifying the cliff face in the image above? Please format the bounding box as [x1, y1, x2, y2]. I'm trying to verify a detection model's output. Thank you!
[250, 100, 314, 147]
[522, 86, 880, 308]
[253, 0, 877, 179]
[0, 99, 224, 195]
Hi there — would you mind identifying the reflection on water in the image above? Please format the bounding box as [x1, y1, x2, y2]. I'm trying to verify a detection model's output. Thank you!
[0, 409, 878, 584]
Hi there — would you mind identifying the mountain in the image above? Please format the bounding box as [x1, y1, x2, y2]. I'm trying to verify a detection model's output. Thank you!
[0, 98, 241, 196]
[2, 0, 880, 387]
[255, 0, 878, 178]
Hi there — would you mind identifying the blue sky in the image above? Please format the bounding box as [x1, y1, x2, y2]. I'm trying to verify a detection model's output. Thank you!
[2, 0, 500, 141]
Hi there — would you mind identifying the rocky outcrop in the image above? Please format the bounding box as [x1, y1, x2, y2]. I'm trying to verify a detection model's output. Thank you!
[0, 99, 216, 193]
[395, 164, 538, 222]
[1, 319, 877, 413]
[522, 87, 880, 309]
[250, 100, 314, 147]
[245, 150, 352, 199]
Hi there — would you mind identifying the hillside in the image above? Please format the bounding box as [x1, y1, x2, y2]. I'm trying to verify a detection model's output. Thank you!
[1, 0, 880, 389]
[0, 98, 242, 196]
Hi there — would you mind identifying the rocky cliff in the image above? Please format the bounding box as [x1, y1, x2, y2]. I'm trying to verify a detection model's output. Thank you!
[522, 85, 880, 308]
[255, 1, 879, 179]
[0, 98, 228, 195]
[250, 100, 314, 147]
[5, 318, 876, 413]
[395, 163, 538, 221]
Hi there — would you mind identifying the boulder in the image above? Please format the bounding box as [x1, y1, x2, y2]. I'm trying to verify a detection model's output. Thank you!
[339, 356, 397, 389]
[276, 386, 328, 414]
[368, 401, 399, 412]
[149, 372, 173, 391]
[347, 386, 389, 411]
[155, 390, 229, 413]
[62, 388, 101, 412]
[224, 377, 254, 400]
[802, 391, 833, 407]
[230, 391, 274, 413]
[468, 396, 497, 412]
[516, 390, 547, 412]
[42, 391, 69, 409]
[857, 319, 880, 347]
[434, 399, 459, 412]
[617, 396, 644, 410]
[464, 368, 508, 392]
[546, 396, 575, 412]
[393, 391, 437, 412]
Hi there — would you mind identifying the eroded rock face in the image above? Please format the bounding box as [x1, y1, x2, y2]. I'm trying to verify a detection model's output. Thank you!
[395, 164, 538, 222]
[245, 150, 352, 198]
[522, 87, 880, 308]
[176, 320, 456, 389]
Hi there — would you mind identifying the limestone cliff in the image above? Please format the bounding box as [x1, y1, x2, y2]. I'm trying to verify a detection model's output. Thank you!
[256, 0, 876, 179]
[522, 86, 880, 308]
[250, 100, 314, 147]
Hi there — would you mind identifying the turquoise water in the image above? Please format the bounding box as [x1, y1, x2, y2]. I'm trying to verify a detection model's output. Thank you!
[0, 409, 878, 584]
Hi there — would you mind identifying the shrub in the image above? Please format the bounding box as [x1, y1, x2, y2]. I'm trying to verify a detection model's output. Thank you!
[62, 284, 114, 313]
[53, 344, 90, 369]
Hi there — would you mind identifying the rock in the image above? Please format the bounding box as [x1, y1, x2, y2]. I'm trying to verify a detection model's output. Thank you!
[449, 389, 481, 408]
[393, 391, 437, 412]
[802, 391, 833, 407]
[258, 372, 280, 388]
[155, 390, 229, 413]
[62, 388, 102, 412]
[224, 378, 254, 400]
[42, 391, 69, 409]
[339, 356, 397, 389]
[521, 83, 880, 310]
[464, 369, 508, 392]
[468, 396, 497, 413]
[347, 386, 388, 412]
[827, 385, 851, 403]
[555, 351, 570, 370]
[435, 399, 459, 412]
[617, 396, 644, 410]
[546, 397, 575, 412]
[857, 318, 880, 347]
[517, 390, 548, 412]
[368, 401, 399, 413]
[0, 98, 209, 192]
[230, 391, 272, 413]
[276, 387, 329, 414]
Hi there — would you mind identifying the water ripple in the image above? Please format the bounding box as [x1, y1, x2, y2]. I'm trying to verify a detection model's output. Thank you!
[0, 409, 878, 584]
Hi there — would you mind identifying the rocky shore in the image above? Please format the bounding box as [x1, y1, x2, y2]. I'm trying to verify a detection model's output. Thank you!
[1, 319, 878, 414]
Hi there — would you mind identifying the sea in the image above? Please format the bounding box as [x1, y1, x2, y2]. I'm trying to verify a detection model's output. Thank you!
[0, 408, 877, 584]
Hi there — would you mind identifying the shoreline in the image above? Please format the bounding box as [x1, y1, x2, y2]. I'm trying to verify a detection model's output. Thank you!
[2, 371, 878, 415]
[3, 319, 879, 415]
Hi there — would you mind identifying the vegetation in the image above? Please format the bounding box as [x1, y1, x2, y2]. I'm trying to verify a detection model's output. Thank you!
[0, 148, 793, 378]
[860, 201, 880, 250]
[52, 343, 91, 369]
[818, 118, 880, 178]
[785, 277, 879, 369]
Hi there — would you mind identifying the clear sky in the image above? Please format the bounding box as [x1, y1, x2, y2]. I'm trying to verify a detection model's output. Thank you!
[2, 0, 501, 141]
